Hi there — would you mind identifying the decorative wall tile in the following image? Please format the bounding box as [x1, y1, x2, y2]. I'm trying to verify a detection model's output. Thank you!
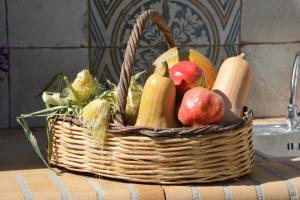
[242, 44, 300, 117]
[241, 0, 300, 43]
[8, 0, 89, 47]
[90, 47, 118, 82]
[90, 0, 163, 47]
[114, 46, 168, 78]
[166, 0, 240, 46]
[91, 45, 238, 84]
[89, 0, 241, 47]
[114, 1, 167, 48]
[0, 0, 6, 45]
[90, 46, 167, 84]
[10, 48, 89, 127]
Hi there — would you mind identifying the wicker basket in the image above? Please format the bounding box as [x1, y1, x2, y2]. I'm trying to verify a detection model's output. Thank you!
[49, 10, 255, 184]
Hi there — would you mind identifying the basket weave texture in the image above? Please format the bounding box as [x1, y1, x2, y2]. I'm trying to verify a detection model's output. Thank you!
[49, 10, 255, 184]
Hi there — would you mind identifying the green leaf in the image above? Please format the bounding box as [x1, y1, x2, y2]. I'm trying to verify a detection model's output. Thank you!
[16, 106, 67, 174]
[133, 71, 145, 81]
[16, 117, 56, 172]
[19, 106, 67, 118]
[36, 72, 65, 98]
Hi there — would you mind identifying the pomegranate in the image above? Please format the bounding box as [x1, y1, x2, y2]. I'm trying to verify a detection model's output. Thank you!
[178, 87, 224, 126]
[169, 61, 206, 96]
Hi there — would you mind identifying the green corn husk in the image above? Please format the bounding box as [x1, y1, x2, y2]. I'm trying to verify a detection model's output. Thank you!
[42, 92, 61, 106]
[18, 68, 111, 172]
[79, 72, 144, 144]
[42, 91, 69, 107]
[124, 71, 144, 125]
[104, 71, 144, 125]
[80, 98, 112, 145]
[67, 69, 100, 104]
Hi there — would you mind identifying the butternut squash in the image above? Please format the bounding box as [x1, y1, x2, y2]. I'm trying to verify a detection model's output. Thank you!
[212, 53, 251, 125]
[135, 62, 179, 128]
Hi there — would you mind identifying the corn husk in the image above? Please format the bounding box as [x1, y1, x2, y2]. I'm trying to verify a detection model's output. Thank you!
[81, 98, 112, 145]
[67, 69, 100, 103]
[124, 72, 143, 125]
[103, 72, 144, 125]
[42, 92, 68, 107]
[42, 92, 61, 106]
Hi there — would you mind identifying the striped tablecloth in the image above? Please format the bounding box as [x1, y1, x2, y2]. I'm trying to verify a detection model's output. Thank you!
[1, 153, 299, 200]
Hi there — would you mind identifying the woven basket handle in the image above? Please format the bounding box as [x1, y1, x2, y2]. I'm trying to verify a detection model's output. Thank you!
[114, 10, 175, 125]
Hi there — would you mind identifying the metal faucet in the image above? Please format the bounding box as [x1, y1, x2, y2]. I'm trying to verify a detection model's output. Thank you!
[287, 51, 300, 130]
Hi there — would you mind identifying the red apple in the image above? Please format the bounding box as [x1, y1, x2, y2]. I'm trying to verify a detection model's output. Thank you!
[169, 61, 206, 96]
[178, 87, 224, 126]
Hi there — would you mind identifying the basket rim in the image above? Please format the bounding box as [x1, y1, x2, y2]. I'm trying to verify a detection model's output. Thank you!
[51, 107, 253, 138]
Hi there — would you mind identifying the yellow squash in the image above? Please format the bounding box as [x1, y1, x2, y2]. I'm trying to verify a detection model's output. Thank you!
[135, 62, 179, 128]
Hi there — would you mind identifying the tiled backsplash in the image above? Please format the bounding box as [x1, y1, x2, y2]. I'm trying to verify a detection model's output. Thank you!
[0, 0, 299, 128]
[90, 0, 240, 83]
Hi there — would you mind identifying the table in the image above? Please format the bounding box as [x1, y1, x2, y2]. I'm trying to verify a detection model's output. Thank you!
[0, 126, 299, 200]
